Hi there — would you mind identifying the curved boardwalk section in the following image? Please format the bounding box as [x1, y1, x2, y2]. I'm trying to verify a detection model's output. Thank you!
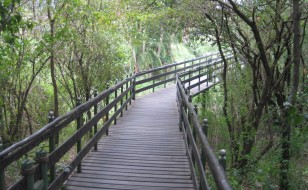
[65, 85, 194, 190]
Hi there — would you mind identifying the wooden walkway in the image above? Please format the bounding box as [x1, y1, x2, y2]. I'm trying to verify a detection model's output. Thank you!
[64, 85, 194, 190]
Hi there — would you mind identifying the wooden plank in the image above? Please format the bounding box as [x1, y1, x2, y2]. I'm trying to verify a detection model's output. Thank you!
[81, 159, 190, 169]
[70, 173, 192, 183]
[87, 153, 188, 162]
[81, 162, 190, 172]
[65, 182, 193, 190]
[84, 156, 189, 165]
[64, 85, 193, 190]
[66, 176, 194, 188]
[76, 170, 191, 179]
[81, 165, 191, 176]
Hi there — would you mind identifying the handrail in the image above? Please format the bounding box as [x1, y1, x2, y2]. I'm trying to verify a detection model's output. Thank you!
[135, 52, 220, 76]
[177, 77, 232, 189]
[176, 54, 234, 189]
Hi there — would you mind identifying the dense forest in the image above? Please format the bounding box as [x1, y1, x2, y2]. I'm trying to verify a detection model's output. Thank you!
[0, 0, 307, 189]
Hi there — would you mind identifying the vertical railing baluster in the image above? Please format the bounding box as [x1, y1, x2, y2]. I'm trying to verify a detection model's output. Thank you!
[198, 66, 201, 91]
[187, 95, 192, 156]
[125, 75, 128, 110]
[106, 85, 110, 135]
[177, 81, 183, 132]
[129, 75, 132, 105]
[201, 119, 208, 169]
[0, 139, 5, 190]
[48, 111, 55, 182]
[188, 97, 194, 167]
[94, 89, 98, 151]
[219, 149, 227, 171]
[174, 65, 177, 83]
[179, 101, 183, 132]
[193, 105, 197, 140]
[88, 94, 92, 137]
[192, 105, 198, 171]
[36, 149, 48, 190]
[200, 119, 208, 190]
[207, 66, 209, 87]
[188, 70, 191, 88]
[120, 82, 124, 117]
[76, 97, 82, 173]
[184, 89, 190, 155]
[114, 81, 118, 125]
[132, 75, 136, 101]
[164, 68, 167, 88]
[21, 159, 34, 190]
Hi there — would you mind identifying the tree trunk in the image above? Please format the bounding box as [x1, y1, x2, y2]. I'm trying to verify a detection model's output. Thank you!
[48, 5, 59, 144]
[280, 1, 301, 189]
[157, 27, 164, 60]
[291, 0, 301, 101]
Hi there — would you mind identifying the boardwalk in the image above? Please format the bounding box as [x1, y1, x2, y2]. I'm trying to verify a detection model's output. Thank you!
[65, 85, 194, 190]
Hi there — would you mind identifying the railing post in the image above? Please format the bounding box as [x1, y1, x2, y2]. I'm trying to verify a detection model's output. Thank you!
[191, 104, 198, 169]
[0, 139, 5, 190]
[48, 111, 55, 182]
[185, 89, 190, 97]
[201, 119, 208, 169]
[114, 81, 118, 125]
[120, 82, 124, 117]
[94, 89, 98, 151]
[188, 96, 193, 164]
[219, 149, 227, 171]
[174, 65, 177, 83]
[87, 95, 92, 137]
[187, 95, 192, 153]
[152, 78, 155, 92]
[177, 83, 183, 132]
[106, 85, 110, 136]
[132, 74, 136, 101]
[36, 149, 48, 190]
[178, 100, 183, 132]
[193, 105, 198, 140]
[21, 159, 35, 190]
[164, 68, 167, 88]
[125, 75, 129, 110]
[76, 97, 82, 173]
[199, 119, 209, 190]
[188, 70, 191, 88]
[207, 67, 209, 87]
[129, 75, 132, 105]
[198, 66, 201, 91]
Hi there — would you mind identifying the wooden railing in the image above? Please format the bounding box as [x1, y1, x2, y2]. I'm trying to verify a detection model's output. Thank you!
[0, 52, 233, 190]
[176, 55, 234, 190]
[134, 52, 221, 94]
[0, 77, 134, 190]
[179, 54, 234, 97]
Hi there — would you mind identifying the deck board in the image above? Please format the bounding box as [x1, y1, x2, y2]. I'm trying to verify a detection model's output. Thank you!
[64, 85, 194, 190]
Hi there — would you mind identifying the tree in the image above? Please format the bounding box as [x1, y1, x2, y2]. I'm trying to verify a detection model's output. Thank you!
[177, 0, 307, 188]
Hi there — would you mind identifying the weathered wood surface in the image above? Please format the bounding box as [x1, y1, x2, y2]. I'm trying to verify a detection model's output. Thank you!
[65, 85, 194, 190]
